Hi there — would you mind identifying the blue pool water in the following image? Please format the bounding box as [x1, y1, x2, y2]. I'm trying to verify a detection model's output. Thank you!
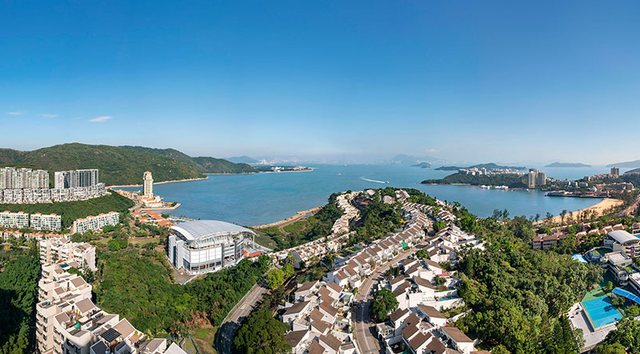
[117, 164, 606, 226]
[582, 296, 622, 328]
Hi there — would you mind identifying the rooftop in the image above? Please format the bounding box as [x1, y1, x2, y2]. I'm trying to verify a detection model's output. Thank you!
[171, 220, 255, 241]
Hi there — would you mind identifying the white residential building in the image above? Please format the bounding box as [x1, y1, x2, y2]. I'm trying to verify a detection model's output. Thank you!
[30, 213, 62, 231]
[40, 238, 97, 271]
[0, 211, 30, 229]
[72, 212, 120, 234]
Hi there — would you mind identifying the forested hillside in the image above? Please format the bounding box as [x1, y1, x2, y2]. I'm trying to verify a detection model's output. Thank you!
[0, 143, 256, 185]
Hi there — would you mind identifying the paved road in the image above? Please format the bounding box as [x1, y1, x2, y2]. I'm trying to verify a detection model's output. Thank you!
[353, 247, 422, 354]
[215, 283, 269, 354]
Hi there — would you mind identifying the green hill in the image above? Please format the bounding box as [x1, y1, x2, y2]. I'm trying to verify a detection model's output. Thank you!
[0, 143, 256, 185]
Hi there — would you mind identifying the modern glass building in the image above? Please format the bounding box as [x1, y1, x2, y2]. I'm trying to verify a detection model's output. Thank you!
[167, 220, 255, 274]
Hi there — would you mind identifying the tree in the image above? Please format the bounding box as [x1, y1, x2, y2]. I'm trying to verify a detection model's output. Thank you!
[265, 268, 285, 289]
[371, 288, 398, 322]
[596, 343, 627, 354]
[233, 309, 291, 354]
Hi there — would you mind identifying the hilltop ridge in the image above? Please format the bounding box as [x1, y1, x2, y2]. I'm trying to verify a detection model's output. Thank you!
[0, 143, 255, 185]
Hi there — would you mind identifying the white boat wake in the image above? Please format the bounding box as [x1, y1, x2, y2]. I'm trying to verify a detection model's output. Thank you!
[360, 177, 389, 184]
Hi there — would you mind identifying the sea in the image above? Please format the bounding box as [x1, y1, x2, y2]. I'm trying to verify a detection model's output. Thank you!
[117, 164, 625, 226]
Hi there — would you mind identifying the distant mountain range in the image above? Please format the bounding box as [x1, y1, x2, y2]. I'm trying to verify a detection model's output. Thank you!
[226, 155, 259, 164]
[0, 143, 255, 186]
[435, 163, 527, 171]
[544, 162, 591, 168]
[608, 160, 640, 168]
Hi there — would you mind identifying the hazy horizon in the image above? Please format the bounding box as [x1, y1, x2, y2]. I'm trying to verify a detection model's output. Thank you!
[2, 1, 639, 165]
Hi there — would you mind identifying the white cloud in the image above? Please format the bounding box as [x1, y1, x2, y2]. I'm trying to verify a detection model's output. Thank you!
[40, 113, 58, 118]
[6, 111, 23, 116]
[89, 115, 112, 123]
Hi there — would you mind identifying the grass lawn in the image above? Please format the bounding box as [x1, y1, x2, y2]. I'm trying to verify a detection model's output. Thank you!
[253, 233, 277, 249]
[583, 287, 606, 302]
[192, 327, 217, 354]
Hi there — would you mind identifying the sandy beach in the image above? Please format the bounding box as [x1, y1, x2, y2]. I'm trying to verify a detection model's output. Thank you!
[542, 198, 623, 224]
[252, 206, 321, 229]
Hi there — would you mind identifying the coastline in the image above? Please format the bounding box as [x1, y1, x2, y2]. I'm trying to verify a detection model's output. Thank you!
[108, 176, 209, 188]
[251, 206, 321, 229]
[541, 198, 624, 224]
[108, 169, 315, 188]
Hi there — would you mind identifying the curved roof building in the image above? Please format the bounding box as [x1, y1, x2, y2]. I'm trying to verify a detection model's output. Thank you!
[606, 230, 640, 258]
[167, 220, 256, 275]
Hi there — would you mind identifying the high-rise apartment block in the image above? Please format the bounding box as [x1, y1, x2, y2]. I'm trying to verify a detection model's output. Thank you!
[36, 237, 185, 354]
[54, 169, 99, 189]
[143, 171, 154, 197]
[611, 166, 620, 177]
[0, 167, 49, 189]
[527, 169, 547, 189]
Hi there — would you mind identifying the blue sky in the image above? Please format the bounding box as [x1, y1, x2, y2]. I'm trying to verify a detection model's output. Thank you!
[1, 1, 639, 164]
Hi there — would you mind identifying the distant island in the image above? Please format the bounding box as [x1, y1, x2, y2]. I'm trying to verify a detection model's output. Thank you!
[545, 162, 591, 168]
[435, 163, 527, 171]
[608, 159, 640, 168]
[0, 143, 256, 186]
[422, 172, 527, 188]
[411, 162, 432, 168]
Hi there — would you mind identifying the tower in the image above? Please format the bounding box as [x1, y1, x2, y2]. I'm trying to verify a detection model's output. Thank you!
[143, 171, 154, 197]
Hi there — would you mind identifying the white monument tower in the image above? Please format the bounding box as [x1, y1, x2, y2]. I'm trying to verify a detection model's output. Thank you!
[143, 171, 154, 197]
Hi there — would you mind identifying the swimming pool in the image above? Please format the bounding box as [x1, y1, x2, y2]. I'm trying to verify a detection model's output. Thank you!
[582, 296, 622, 329]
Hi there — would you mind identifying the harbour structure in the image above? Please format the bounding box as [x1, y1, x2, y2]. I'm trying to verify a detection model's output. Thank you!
[54, 169, 99, 189]
[71, 212, 120, 234]
[143, 171, 154, 197]
[167, 220, 256, 274]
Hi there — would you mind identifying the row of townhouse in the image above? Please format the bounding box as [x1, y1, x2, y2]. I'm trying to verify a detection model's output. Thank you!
[281, 280, 357, 354]
[0, 211, 62, 231]
[71, 212, 120, 234]
[331, 192, 360, 236]
[378, 306, 485, 354]
[325, 202, 430, 290]
[272, 192, 362, 265]
[0, 183, 107, 204]
[1, 230, 70, 240]
[533, 223, 628, 250]
[36, 237, 186, 354]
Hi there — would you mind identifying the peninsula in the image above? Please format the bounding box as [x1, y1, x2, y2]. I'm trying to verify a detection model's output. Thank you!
[435, 162, 527, 171]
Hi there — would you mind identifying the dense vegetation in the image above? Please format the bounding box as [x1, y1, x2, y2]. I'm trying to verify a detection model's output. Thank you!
[0, 244, 40, 354]
[259, 193, 342, 250]
[371, 288, 399, 322]
[94, 247, 270, 334]
[455, 217, 603, 353]
[0, 192, 133, 228]
[232, 309, 291, 354]
[0, 143, 255, 185]
[349, 191, 404, 244]
[435, 163, 527, 171]
[423, 172, 527, 188]
[596, 318, 640, 353]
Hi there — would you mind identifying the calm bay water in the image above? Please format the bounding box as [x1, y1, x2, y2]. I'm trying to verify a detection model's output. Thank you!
[118, 164, 614, 226]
